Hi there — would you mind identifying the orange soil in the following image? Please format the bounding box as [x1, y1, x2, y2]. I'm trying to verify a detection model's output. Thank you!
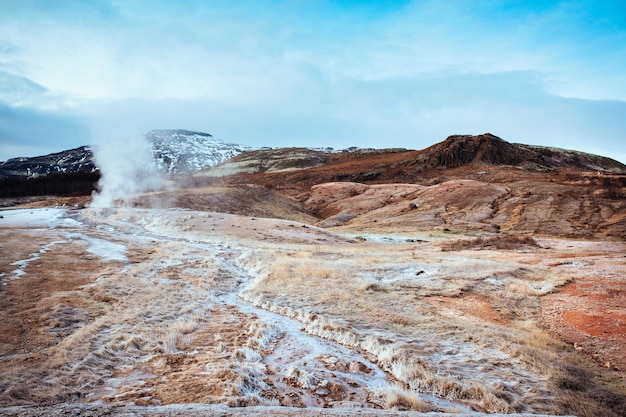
[542, 276, 626, 376]
[426, 293, 509, 326]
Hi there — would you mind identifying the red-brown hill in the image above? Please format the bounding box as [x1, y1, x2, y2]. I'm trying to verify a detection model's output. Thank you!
[198, 133, 626, 192]
[192, 134, 626, 239]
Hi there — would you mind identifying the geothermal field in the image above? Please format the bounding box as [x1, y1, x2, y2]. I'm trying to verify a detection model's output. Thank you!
[1, 134, 626, 417]
[0, 197, 624, 416]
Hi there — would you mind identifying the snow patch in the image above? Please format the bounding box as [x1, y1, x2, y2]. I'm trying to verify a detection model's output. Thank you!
[67, 233, 128, 262]
[0, 208, 66, 228]
[6, 240, 65, 282]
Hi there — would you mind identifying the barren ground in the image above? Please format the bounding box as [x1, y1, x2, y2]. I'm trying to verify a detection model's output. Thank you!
[0, 201, 624, 416]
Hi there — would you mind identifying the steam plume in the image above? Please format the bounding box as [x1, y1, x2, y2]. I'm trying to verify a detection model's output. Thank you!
[90, 134, 164, 207]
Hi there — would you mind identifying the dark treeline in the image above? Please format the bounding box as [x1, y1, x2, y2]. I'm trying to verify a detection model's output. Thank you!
[0, 172, 101, 198]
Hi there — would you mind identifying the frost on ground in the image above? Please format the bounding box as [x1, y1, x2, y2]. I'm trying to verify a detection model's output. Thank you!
[0, 207, 624, 416]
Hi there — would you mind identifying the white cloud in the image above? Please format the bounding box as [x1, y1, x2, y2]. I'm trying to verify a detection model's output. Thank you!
[0, 0, 624, 163]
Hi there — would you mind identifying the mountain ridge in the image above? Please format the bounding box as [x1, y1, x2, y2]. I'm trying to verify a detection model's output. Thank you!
[2, 132, 624, 180]
[188, 133, 626, 240]
[199, 133, 626, 182]
[0, 146, 97, 180]
[0, 129, 251, 180]
[1, 131, 625, 239]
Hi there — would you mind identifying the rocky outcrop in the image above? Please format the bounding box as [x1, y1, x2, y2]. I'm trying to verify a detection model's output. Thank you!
[423, 133, 626, 173]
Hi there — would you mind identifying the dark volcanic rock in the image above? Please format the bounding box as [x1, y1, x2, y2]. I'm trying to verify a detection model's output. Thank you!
[426, 133, 531, 168]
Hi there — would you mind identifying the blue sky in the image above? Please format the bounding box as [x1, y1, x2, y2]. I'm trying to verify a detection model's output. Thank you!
[1, 0, 625, 163]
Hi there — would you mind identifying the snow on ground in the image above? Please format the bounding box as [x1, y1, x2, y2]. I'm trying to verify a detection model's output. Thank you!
[0, 208, 66, 228]
[1, 209, 128, 285]
[6, 240, 65, 282]
[66, 233, 128, 262]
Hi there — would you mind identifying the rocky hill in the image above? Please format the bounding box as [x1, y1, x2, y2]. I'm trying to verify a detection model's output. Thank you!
[200, 133, 626, 181]
[5, 132, 622, 182]
[0, 146, 96, 180]
[3, 132, 626, 239]
[422, 133, 626, 172]
[195, 134, 626, 239]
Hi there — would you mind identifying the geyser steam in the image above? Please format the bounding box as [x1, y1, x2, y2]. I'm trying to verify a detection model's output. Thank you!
[91, 135, 164, 207]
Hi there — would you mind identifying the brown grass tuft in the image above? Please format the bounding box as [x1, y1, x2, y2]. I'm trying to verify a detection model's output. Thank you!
[370, 384, 432, 412]
[442, 234, 541, 251]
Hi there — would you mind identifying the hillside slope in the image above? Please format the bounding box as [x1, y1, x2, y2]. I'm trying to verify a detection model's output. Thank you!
[0, 146, 95, 180]
[196, 134, 626, 239]
[199, 133, 626, 182]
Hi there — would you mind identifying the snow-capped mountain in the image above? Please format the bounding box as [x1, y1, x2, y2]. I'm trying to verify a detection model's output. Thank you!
[0, 130, 252, 179]
[147, 129, 252, 174]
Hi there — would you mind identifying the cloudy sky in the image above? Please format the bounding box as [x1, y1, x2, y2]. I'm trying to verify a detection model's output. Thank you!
[1, 0, 625, 163]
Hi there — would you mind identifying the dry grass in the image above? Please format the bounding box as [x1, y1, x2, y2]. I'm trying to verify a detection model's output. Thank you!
[236, 234, 624, 415]
[550, 358, 626, 417]
[3, 206, 625, 416]
[285, 366, 319, 389]
[441, 234, 541, 251]
[0, 239, 218, 406]
[369, 384, 431, 412]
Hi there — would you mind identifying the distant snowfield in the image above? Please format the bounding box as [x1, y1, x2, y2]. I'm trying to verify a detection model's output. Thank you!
[0, 206, 622, 416]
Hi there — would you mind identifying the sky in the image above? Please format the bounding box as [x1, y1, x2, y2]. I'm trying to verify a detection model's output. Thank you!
[1, 0, 625, 163]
